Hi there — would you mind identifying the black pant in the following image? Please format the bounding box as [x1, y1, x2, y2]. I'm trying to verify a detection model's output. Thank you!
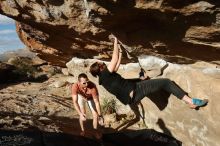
[132, 78, 186, 104]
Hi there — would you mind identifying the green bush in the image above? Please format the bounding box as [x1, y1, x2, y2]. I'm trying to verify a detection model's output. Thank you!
[102, 98, 117, 115]
[10, 57, 38, 77]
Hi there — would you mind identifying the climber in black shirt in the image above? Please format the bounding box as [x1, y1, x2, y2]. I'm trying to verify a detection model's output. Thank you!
[89, 36, 208, 109]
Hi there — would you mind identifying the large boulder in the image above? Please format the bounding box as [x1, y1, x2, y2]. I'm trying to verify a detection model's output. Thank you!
[66, 56, 220, 146]
[0, 0, 220, 66]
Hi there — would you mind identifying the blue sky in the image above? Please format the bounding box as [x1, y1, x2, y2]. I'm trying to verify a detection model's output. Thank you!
[0, 14, 25, 54]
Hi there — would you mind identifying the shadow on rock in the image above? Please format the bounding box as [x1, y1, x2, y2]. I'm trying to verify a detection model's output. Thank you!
[103, 129, 182, 146]
[147, 90, 171, 111]
[0, 128, 182, 146]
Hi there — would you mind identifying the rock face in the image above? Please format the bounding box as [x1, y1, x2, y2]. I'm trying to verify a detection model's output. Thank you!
[0, 62, 16, 83]
[0, 0, 220, 66]
[66, 56, 220, 146]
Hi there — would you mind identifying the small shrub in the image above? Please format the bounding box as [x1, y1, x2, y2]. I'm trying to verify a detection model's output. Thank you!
[102, 98, 117, 115]
[9, 57, 38, 78]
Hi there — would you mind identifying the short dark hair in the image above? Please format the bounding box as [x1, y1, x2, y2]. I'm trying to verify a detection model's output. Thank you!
[89, 62, 100, 77]
[78, 73, 88, 81]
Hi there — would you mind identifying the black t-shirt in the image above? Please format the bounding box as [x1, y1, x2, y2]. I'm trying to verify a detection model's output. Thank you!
[99, 68, 136, 105]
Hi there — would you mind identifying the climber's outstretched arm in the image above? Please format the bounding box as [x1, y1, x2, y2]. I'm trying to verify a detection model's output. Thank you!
[114, 44, 122, 72]
[107, 37, 121, 73]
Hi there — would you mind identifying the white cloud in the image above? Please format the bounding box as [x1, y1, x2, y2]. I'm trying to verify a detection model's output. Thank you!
[0, 35, 20, 45]
[0, 34, 24, 53]
[0, 39, 18, 45]
[0, 14, 14, 24]
[0, 38, 24, 53]
[0, 29, 15, 35]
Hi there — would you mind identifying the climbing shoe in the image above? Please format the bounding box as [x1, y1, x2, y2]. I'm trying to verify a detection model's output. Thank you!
[190, 98, 208, 109]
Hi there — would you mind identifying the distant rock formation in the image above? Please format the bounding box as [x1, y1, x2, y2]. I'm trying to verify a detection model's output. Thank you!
[0, 0, 220, 66]
[0, 56, 53, 83]
[0, 48, 36, 62]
